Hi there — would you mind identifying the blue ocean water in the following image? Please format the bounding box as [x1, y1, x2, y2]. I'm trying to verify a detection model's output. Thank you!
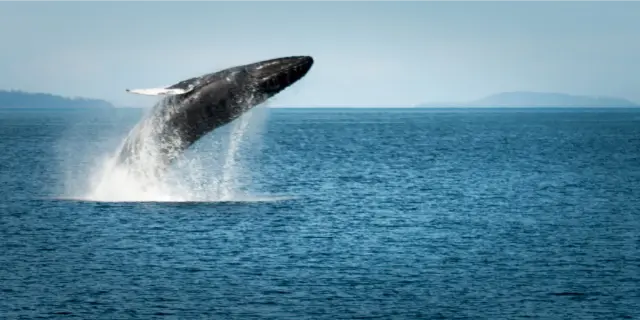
[1, 107, 639, 319]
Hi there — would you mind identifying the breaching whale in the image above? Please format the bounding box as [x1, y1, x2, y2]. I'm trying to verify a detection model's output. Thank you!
[115, 56, 314, 174]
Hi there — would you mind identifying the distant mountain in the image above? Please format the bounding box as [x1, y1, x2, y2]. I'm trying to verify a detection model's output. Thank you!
[0, 90, 114, 109]
[418, 91, 639, 107]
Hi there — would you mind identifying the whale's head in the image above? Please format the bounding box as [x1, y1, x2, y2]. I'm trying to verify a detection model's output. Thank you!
[244, 56, 314, 97]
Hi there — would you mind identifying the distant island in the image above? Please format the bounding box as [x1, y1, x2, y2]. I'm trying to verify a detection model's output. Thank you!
[0, 90, 114, 109]
[417, 91, 639, 108]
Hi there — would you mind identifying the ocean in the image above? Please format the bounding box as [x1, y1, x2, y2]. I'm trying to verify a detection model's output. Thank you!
[1, 107, 639, 319]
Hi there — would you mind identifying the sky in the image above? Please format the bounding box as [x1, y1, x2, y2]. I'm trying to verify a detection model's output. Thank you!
[1, 1, 639, 107]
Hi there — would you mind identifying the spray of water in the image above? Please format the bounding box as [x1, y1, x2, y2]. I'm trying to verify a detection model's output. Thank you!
[219, 108, 253, 201]
[60, 102, 274, 203]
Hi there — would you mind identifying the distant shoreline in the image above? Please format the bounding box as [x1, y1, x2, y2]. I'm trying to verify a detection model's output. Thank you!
[2, 89, 639, 110]
[0, 90, 114, 109]
[416, 91, 639, 109]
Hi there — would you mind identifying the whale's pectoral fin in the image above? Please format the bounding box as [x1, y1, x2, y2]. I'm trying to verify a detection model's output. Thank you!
[125, 84, 195, 96]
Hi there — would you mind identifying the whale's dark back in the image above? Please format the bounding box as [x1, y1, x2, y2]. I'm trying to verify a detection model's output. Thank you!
[162, 68, 267, 149]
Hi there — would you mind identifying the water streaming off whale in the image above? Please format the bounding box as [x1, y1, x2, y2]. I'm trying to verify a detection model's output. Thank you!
[59, 104, 263, 202]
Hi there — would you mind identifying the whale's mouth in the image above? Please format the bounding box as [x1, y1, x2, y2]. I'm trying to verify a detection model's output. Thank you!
[247, 56, 314, 95]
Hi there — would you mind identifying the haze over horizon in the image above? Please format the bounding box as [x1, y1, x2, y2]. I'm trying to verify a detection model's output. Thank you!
[1, 2, 639, 107]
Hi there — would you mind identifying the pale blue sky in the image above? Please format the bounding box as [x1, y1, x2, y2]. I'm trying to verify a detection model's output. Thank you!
[1, 1, 639, 107]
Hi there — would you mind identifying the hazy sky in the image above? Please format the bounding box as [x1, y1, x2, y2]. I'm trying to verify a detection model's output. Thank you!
[1, 1, 639, 107]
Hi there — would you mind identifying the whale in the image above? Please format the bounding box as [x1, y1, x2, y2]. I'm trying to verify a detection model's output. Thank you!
[115, 56, 314, 174]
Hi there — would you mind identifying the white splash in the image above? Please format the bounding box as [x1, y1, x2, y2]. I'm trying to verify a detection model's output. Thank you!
[62, 103, 277, 203]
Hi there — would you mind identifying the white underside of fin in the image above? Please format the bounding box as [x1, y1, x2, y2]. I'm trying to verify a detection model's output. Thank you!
[125, 86, 193, 96]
